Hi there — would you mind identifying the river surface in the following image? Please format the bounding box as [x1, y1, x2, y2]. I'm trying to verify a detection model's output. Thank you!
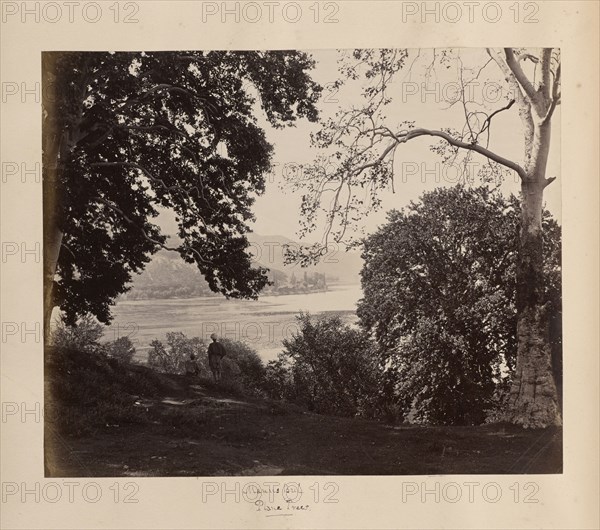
[104, 284, 362, 362]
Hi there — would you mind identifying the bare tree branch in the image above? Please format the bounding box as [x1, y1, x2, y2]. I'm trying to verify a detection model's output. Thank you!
[382, 127, 527, 181]
[543, 62, 561, 124]
[477, 99, 516, 142]
[458, 57, 476, 142]
[504, 48, 539, 105]
[540, 48, 553, 101]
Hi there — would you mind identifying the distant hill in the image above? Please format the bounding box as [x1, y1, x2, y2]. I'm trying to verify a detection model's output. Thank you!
[119, 234, 362, 301]
[119, 249, 213, 300]
[247, 233, 363, 284]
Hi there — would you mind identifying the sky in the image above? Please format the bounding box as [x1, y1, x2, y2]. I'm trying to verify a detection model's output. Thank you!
[160, 48, 561, 246]
[247, 48, 561, 244]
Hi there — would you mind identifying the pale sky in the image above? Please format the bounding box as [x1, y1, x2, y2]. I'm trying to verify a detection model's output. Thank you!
[160, 48, 561, 244]
[249, 48, 561, 244]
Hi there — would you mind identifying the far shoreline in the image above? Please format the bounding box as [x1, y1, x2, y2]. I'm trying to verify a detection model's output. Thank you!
[115, 281, 362, 305]
[105, 284, 363, 363]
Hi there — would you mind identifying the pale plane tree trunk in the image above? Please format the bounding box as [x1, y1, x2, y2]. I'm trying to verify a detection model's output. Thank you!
[510, 121, 561, 427]
[42, 105, 64, 345]
[43, 60, 61, 344]
[491, 48, 561, 427]
[42, 54, 89, 344]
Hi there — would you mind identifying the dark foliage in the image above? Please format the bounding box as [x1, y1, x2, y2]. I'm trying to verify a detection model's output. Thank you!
[45, 345, 175, 437]
[264, 313, 389, 418]
[147, 332, 266, 396]
[43, 50, 321, 324]
[358, 185, 561, 425]
[104, 336, 136, 364]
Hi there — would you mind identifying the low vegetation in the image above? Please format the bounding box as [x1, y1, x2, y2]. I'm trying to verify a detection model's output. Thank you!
[45, 317, 562, 476]
[45, 186, 563, 478]
[48, 187, 562, 430]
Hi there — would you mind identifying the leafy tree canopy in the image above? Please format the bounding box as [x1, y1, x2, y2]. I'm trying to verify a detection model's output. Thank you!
[281, 47, 562, 427]
[357, 185, 561, 425]
[277, 313, 383, 417]
[43, 50, 321, 324]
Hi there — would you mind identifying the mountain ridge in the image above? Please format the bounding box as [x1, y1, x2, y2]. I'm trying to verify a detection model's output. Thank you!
[119, 233, 362, 301]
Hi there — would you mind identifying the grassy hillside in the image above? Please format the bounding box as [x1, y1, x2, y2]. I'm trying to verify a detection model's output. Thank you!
[45, 347, 562, 477]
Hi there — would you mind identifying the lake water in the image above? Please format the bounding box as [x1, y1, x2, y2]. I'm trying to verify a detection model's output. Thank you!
[104, 284, 363, 363]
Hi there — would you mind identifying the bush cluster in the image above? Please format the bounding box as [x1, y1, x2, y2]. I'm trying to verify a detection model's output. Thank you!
[262, 313, 395, 420]
[51, 314, 137, 363]
[146, 333, 266, 396]
[47, 317, 270, 436]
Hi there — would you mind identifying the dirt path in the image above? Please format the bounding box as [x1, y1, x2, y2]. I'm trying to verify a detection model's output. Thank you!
[45, 375, 562, 477]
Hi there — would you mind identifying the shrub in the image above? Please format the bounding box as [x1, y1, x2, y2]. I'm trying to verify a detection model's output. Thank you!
[146, 332, 266, 395]
[263, 357, 295, 401]
[51, 313, 104, 352]
[269, 313, 387, 418]
[147, 332, 208, 375]
[103, 336, 136, 364]
[219, 338, 266, 395]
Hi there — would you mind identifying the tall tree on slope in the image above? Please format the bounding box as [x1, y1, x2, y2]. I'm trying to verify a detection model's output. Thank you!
[43, 50, 321, 334]
[286, 48, 561, 428]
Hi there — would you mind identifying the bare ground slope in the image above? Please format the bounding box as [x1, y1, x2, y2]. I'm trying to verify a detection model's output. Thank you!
[45, 354, 562, 477]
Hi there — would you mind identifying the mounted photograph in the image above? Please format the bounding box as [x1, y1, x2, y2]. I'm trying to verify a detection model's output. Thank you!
[43, 47, 562, 477]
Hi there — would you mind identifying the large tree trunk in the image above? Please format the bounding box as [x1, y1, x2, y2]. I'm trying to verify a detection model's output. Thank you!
[43, 223, 62, 344]
[43, 119, 62, 345]
[506, 120, 561, 428]
[42, 52, 89, 343]
[42, 53, 66, 345]
[42, 134, 63, 344]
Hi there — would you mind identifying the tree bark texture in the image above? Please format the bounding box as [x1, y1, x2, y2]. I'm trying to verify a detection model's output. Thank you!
[507, 119, 561, 428]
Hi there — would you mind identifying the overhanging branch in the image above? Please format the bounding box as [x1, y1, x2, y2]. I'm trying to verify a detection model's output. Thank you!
[504, 48, 538, 105]
[95, 196, 210, 265]
[480, 99, 515, 135]
[90, 160, 205, 208]
[384, 128, 527, 181]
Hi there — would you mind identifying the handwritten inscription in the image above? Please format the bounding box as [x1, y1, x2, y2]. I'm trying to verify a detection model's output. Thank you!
[255, 500, 311, 512]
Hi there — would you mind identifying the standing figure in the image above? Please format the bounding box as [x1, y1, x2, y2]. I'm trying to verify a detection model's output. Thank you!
[207, 333, 226, 383]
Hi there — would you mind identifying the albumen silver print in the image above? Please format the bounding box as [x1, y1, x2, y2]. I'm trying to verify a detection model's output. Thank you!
[42, 47, 562, 477]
